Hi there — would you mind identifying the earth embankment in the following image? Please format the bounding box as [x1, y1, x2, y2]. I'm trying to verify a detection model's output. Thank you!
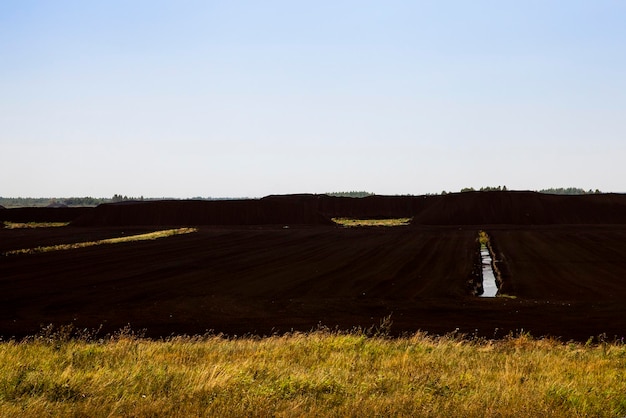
[71, 199, 334, 226]
[262, 194, 433, 219]
[5, 191, 626, 227]
[69, 194, 436, 227]
[410, 191, 626, 225]
[0, 207, 92, 223]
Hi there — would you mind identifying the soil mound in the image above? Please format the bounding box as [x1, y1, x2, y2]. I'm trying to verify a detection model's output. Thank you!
[74, 195, 434, 227]
[411, 191, 626, 225]
[0, 207, 93, 223]
[71, 199, 335, 226]
[321, 194, 432, 219]
[262, 194, 433, 219]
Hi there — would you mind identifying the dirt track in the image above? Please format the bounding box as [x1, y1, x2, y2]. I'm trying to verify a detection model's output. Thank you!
[2, 192, 626, 341]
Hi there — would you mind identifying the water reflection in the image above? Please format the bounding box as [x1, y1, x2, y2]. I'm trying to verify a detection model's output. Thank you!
[480, 246, 498, 297]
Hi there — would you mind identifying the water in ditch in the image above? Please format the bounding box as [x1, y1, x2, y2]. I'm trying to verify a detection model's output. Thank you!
[480, 246, 498, 297]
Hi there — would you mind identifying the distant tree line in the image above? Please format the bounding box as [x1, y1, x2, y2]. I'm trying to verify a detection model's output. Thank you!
[0, 195, 144, 208]
[439, 186, 602, 195]
[326, 191, 375, 198]
[439, 186, 508, 195]
[0, 187, 606, 208]
[0, 195, 241, 208]
[110, 194, 145, 203]
[461, 186, 509, 193]
[537, 187, 602, 195]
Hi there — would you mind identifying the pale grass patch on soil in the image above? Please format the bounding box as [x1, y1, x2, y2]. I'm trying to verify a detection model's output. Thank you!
[332, 218, 411, 227]
[0, 329, 625, 417]
[3, 221, 70, 229]
[2, 228, 198, 256]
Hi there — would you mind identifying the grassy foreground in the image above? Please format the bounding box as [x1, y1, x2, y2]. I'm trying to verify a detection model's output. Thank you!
[0, 328, 625, 417]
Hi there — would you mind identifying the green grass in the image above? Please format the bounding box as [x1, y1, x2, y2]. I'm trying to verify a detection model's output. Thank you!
[0, 328, 624, 417]
[2, 228, 198, 256]
[332, 218, 411, 227]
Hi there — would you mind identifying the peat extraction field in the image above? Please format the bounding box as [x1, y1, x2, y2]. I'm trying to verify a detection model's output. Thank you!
[2, 191, 626, 341]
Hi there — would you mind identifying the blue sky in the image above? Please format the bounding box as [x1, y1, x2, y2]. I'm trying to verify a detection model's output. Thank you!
[2, 1, 625, 197]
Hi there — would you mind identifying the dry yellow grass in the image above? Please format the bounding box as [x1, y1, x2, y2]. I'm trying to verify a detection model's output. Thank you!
[332, 218, 411, 227]
[0, 328, 624, 417]
[2, 228, 198, 256]
[3, 222, 70, 229]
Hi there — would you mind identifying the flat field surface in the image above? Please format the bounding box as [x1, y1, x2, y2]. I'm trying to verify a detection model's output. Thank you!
[489, 225, 626, 301]
[2, 224, 626, 341]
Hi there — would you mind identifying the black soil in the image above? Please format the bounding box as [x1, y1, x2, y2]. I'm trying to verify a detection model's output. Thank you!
[2, 191, 626, 341]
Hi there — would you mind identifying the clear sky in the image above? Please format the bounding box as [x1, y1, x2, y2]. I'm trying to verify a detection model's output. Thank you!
[2, 1, 625, 198]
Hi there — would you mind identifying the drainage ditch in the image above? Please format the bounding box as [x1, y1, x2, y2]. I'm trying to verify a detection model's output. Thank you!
[475, 231, 499, 298]
[480, 244, 498, 297]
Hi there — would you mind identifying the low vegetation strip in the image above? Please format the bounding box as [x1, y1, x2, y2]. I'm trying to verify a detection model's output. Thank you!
[0, 329, 624, 417]
[332, 218, 411, 227]
[3, 222, 70, 229]
[2, 228, 197, 256]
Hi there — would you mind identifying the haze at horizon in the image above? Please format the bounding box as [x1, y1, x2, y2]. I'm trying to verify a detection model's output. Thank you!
[2, 1, 625, 198]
